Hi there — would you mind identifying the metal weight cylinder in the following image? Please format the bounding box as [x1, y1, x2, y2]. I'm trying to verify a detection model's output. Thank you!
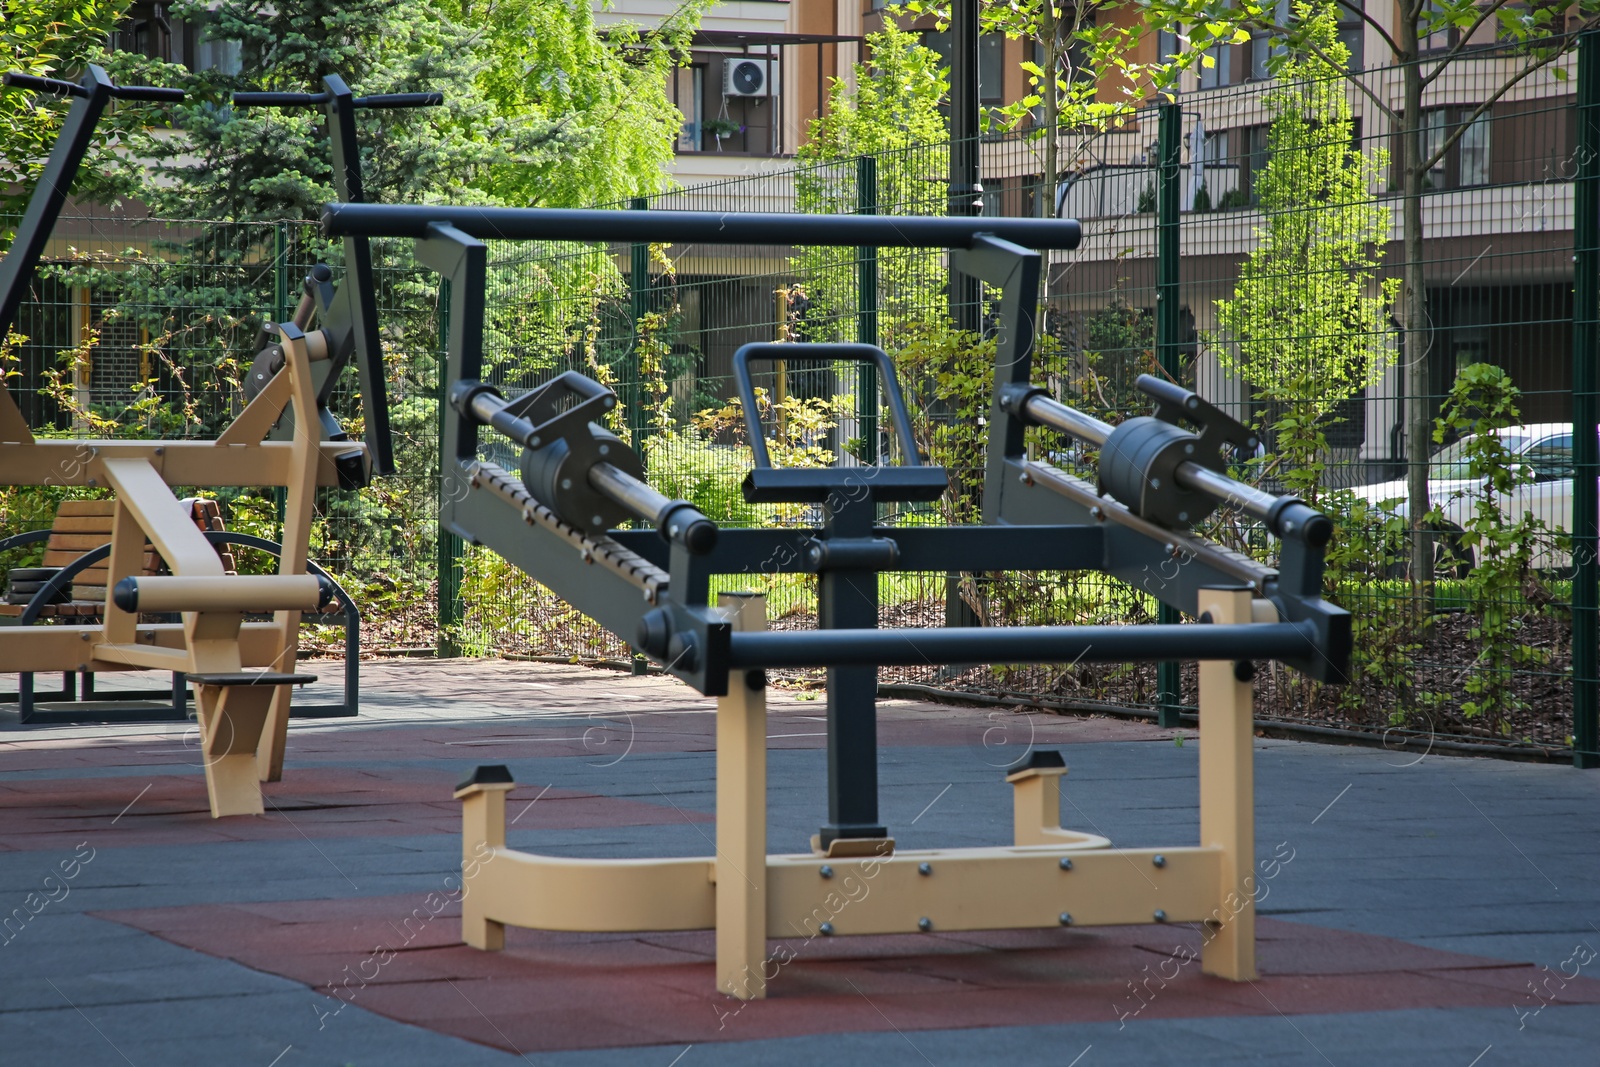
[519, 425, 647, 535]
[1098, 416, 1217, 529]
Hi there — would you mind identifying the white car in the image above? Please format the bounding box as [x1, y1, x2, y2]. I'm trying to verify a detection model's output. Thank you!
[1348, 424, 1581, 570]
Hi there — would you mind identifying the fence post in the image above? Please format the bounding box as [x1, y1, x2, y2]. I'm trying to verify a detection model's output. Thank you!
[629, 197, 651, 675]
[1573, 34, 1599, 769]
[437, 278, 463, 657]
[629, 196, 650, 449]
[946, 0, 983, 630]
[856, 155, 879, 464]
[1155, 100, 1183, 729]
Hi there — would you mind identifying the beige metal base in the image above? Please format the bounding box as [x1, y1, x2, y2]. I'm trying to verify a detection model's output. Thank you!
[455, 585, 1262, 995]
[195, 683, 275, 817]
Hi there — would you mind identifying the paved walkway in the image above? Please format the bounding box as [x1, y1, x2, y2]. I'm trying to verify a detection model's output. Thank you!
[1, 659, 1598, 1065]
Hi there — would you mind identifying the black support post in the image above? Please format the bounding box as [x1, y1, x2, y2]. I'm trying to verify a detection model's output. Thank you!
[1155, 101, 1184, 728]
[819, 494, 888, 847]
[1572, 33, 1599, 769]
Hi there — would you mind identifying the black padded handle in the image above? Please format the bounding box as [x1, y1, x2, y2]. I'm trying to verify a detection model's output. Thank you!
[3, 72, 87, 98]
[232, 90, 441, 109]
[232, 90, 328, 107]
[354, 93, 442, 109]
[732, 343, 921, 470]
[113, 84, 185, 102]
[3, 71, 182, 102]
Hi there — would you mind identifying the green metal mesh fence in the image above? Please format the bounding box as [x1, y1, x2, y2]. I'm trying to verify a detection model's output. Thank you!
[1, 46, 1593, 759]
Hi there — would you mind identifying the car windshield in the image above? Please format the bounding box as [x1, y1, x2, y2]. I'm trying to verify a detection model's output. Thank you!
[1430, 433, 1530, 480]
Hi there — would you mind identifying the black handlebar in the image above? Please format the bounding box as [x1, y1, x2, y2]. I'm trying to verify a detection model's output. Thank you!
[3, 72, 85, 98]
[231, 91, 323, 107]
[3, 71, 183, 102]
[353, 92, 443, 109]
[231, 90, 442, 109]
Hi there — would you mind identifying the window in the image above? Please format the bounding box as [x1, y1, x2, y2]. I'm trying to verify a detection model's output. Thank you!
[1205, 126, 1271, 208]
[674, 65, 704, 153]
[1031, 25, 1094, 123]
[1423, 108, 1492, 189]
[194, 35, 241, 76]
[1158, 29, 1181, 66]
[112, 2, 174, 63]
[1242, 124, 1270, 203]
[1250, 0, 1290, 79]
[178, 14, 242, 75]
[980, 33, 1005, 106]
[1431, 434, 1530, 479]
[1337, 0, 1365, 70]
[1198, 43, 1232, 89]
[1526, 436, 1574, 482]
[921, 31, 1005, 107]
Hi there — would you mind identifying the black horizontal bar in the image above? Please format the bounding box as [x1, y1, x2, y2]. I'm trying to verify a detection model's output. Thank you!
[726, 622, 1318, 669]
[232, 91, 329, 107]
[3, 72, 87, 98]
[886, 525, 1105, 571]
[113, 84, 184, 102]
[354, 92, 443, 109]
[609, 524, 1108, 574]
[322, 203, 1083, 249]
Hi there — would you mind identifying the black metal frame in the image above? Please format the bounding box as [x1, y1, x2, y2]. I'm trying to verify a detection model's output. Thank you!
[233, 76, 440, 477]
[0, 531, 360, 724]
[325, 202, 1350, 849]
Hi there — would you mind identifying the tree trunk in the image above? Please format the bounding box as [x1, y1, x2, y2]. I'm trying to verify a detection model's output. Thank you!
[1399, 37, 1434, 588]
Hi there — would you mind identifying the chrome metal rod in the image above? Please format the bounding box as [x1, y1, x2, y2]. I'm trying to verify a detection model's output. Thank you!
[1020, 393, 1113, 449]
[588, 461, 671, 522]
[466, 390, 538, 450]
[589, 462, 719, 555]
[1173, 463, 1281, 524]
[1021, 392, 1278, 524]
[324, 202, 1084, 250]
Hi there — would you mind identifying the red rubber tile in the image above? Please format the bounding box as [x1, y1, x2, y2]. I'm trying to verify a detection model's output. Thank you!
[96, 895, 1600, 1055]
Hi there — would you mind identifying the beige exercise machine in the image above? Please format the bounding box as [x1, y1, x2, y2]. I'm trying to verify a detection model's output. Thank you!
[0, 69, 433, 815]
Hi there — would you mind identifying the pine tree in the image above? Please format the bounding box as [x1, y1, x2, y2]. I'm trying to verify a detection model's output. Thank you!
[103, 0, 494, 224]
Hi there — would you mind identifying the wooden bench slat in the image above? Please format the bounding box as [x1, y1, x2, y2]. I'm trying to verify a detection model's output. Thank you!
[50, 516, 117, 534]
[56, 500, 116, 517]
[42, 552, 107, 570]
[47, 533, 123, 552]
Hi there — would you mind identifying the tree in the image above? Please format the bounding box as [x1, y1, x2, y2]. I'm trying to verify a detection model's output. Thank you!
[1138, 0, 1600, 582]
[792, 14, 952, 334]
[103, 0, 493, 223]
[458, 0, 710, 207]
[1212, 4, 1397, 503]
[901, 0, 1202, 216]
[0, 0, 130, 225]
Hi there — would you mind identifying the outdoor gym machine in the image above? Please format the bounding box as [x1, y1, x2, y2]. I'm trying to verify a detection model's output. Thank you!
[0, 69, 433, 816]
[322, 201, 1350, 996]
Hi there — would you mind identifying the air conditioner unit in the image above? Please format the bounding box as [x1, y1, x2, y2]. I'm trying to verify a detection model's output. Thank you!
[723, 58, 778, 98]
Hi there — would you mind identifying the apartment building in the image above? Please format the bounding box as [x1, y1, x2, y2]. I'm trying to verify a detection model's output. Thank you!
[1045, 10, 1581, 480]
